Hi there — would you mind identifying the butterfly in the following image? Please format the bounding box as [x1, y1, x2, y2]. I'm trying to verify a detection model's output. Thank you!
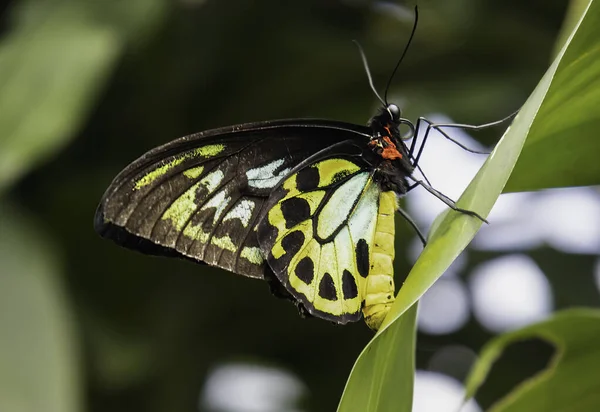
[94, 8, 489, 330]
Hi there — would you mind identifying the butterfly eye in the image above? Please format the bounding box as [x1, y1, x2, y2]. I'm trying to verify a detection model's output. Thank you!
[387, 104, 400, 120]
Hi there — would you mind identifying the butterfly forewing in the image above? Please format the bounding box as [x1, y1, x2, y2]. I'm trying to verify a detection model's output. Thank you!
[95, 121, 371, 279]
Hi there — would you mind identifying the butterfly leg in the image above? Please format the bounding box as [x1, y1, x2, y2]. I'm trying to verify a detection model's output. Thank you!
[425, 109, 519, 135]
[264, 267, 295, 299]
[396, 205, 427, 246]
[410, 110, 519, 166]
[296, 301, 313, 319]
[408, 177, 489, 224]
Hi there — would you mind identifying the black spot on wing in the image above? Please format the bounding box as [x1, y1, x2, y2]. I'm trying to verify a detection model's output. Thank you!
[281, 230, 305, 253]
[296, 166, 320, 191]
[342, 269, 358, 299]
[319, 272, 338, 301]
[269, 230, 305, 273]
[280, 197, 311, 229]
[257, 221, 278, 252]
[295, 256, 315, 284]
[356, 239, 369, 278]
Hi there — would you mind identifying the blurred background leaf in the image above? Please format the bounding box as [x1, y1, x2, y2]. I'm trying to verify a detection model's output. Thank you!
[0, 203, 80, 412]
[0, 0, 166, 194]
[464, 309, 600, 411]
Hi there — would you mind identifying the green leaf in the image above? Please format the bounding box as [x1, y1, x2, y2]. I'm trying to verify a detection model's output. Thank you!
[338, 1, 594, 410]
[337, 304, 417, 412]
[0, 203, 81, 412]
[504, 0, 600, 192]
[463, 308, 600, 411]
[552, 0, 591, 56]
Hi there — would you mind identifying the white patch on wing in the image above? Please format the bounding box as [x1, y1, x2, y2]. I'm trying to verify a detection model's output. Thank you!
[334, 227, 356, 278]
[246, 159, 284, 180]
[246, 159, 291, 189]
[348, 182, 379, 246]
[201, 190, 231, 223]
[223, 199, 256, 227]
[200, 169, 224, 193]
[317, 173, 369, 239]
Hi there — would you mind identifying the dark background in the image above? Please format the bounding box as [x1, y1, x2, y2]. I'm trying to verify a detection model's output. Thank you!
[3, 0, 591, 411]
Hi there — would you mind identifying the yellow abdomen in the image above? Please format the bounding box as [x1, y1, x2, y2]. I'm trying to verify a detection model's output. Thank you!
[362, 191, 396, 330]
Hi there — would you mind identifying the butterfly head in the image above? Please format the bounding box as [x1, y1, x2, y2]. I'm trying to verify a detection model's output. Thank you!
[367, 104, 406, 160]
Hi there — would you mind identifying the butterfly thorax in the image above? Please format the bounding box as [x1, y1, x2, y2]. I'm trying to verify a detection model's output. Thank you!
[367, 106, 415, 195]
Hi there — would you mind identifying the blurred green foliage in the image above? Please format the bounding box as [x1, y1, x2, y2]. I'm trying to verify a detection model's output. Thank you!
[2, 0, 598, 411]
[0, 203, 80, 412]
[466, 309, 600, 412]
[0, 0, 166, 193]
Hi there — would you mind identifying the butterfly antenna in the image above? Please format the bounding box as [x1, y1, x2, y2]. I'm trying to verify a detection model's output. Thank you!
[383, 5, 419, 103]
[353, 40, 386, 107]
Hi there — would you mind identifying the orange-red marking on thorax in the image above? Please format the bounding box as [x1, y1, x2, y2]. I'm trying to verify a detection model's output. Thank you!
[381, 135, 402, 160]
[369, 126, 403, 160]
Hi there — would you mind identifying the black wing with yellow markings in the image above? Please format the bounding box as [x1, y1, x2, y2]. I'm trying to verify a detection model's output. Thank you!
[95, 120, 371, 280]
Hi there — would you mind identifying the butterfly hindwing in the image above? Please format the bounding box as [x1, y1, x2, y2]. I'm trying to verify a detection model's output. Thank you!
[257, 144, 395, 325]
[95, 120, 372, 279]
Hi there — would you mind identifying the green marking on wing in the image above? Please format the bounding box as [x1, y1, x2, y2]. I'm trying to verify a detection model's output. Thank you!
[161, 181, 202, 230]
[134, 144, 225, 190]
[183, 225, 209, 242]
[135, 160, 184, 190]
[183, 165, 205, 179]
[197, 144, 226, 157]
[161, 169, 225, 231]
[241, 246, 264, 264]
[211, 235, 236, 252]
